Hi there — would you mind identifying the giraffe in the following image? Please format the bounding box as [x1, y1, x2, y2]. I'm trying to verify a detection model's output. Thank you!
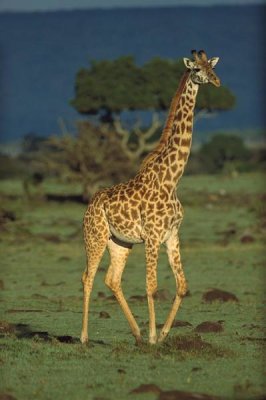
[81, 50, 220, 345]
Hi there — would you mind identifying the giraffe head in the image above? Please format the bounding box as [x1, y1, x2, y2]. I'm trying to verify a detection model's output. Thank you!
[183, 50, 220, 87]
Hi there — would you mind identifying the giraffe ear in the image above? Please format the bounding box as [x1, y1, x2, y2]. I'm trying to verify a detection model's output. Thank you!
[208, 57, 219, 68]
[183, 58, 195, 70]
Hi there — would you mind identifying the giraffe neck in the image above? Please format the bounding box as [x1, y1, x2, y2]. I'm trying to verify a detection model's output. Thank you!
[166, 73, 199, 183]
[140, 71, 199, 188]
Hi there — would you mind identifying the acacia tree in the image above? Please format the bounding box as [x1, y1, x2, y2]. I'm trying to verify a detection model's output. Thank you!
[48, 56, 236, 199]
[42, 120, 162, 200]
[71, 56, 236, 124]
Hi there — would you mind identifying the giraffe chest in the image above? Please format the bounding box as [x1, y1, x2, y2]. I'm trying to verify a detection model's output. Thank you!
[141, 193, 183, 240]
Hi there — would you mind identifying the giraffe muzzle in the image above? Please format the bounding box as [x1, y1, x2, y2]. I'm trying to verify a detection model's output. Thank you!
[212, 77, 221, 87]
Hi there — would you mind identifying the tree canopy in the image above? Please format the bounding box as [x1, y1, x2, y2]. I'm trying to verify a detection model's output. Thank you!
[71, 56, 236, 122]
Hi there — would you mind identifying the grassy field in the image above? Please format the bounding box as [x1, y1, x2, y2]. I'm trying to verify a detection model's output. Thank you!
[0, 173, 265, 400]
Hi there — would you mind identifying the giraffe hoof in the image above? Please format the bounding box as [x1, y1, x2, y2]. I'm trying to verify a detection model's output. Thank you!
[80, 334, 88, 344]
[134, 336, 143, 346]
[149, 336, 157, 345]
[158, 331, 168, 343]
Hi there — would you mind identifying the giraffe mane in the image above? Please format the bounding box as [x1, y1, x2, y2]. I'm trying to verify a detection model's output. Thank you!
[140, 70, 190, 169]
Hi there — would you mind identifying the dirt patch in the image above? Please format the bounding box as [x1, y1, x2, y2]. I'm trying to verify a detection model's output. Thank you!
[195, 321, 224, 333]
[202, 288, 239, 303]
[128, 333, 230, 360]
[97, 291, 106, 299]
[158, 389, 222, 400]
[240, 233, 255, 244]
[130, 384, 161, 394]
[0, 209, 16, 224]
[99, 311, 110, 319]
[164, 334, 212, 352]
[0, 393, 17, 400]
[158, 333, 230, 359]
[129, 384, 221, 399]
[56, 335, 79, 344]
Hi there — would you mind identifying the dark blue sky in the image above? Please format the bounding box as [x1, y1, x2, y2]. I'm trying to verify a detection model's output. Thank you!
[0, 0, 264, 12]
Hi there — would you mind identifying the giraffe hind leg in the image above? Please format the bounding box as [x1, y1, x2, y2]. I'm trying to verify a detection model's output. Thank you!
[81, 206, 109, 344]
[105, 238, 142, 344]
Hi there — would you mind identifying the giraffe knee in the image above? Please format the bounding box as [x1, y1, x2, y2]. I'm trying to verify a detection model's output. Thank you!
[146, 281, 157, 297]
[104, 273, 112, 290]
[105, 271, 119, 292]
[178, 279, 188, 297]
[82, 271, 94, 290]
[82, 271, 88, 285]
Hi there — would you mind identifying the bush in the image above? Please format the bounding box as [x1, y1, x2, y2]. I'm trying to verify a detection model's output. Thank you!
[198, 134, 251, 174]
[0, 153, 27, 179]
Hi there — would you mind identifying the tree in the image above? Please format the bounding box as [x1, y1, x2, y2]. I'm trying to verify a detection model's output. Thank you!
[199, 134, 251, 173]
[42, 120, 161, 200]
[71, 56, 236, 123]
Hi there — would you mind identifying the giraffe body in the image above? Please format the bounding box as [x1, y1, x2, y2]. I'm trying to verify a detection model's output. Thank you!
[81, 50, 221, 344]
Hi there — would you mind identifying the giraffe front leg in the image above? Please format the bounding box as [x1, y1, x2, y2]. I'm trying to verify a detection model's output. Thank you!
[81, 208, 109, 344]
[81, 245, 106, 344]
[158, 229, 187, 343]
[145, 239, 160, 345]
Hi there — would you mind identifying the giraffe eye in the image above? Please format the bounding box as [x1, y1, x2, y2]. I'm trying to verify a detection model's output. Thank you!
[194, 68, 200, 72]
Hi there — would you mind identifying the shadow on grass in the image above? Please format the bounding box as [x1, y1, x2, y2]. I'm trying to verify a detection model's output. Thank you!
[45, 193, 86, 204]
[0, 321, 108, 347]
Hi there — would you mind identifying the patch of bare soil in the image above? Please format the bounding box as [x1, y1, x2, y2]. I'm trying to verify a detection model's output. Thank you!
[99, 311, 110, 319]
[0, 393, 17, 400]
[240, 233, 255, 244]
[97, 291, 106, 299]
[195, 321, 224, 333]
[130, 384, 161, 394]
[158, 389, 222, 400]
[0, 209, 16, 224]
[164, 334, 212, 353]
[202, 288, 239, 303]
[130, 383, 222, 399]
[157, 333, 230, 359]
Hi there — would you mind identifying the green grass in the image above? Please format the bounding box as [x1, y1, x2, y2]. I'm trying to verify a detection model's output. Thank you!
[0, 172, 265, 400]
